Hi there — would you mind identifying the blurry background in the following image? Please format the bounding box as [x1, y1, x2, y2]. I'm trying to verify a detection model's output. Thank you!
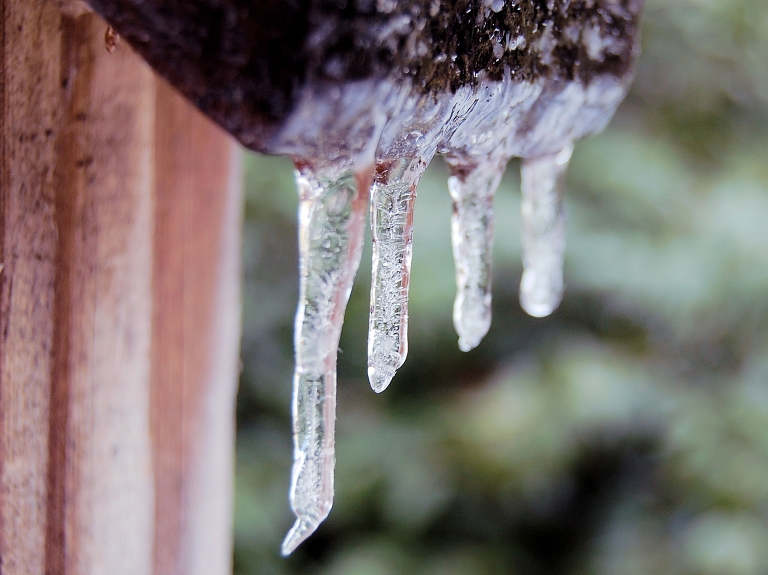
[233, 0, 768, 573]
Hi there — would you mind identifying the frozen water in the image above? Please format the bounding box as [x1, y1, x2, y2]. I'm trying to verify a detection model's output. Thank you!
[447, 158, 506, 351]
[279, 73, 630, 551]
[282, 164, 371, 555]
[279, 75, 632, 551]
[519, 146, 572, 318]
[277, 17, 639, 550]
[368, 157, 430, 392]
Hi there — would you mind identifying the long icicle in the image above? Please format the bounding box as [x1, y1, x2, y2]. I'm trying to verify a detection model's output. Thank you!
[282, 163, 371, 555]
[367, 158, 429, 393]
[519, 146, 573, 318]
[447, 159, 506, 351]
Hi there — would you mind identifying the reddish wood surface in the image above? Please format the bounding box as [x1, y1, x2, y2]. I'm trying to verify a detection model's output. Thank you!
[152, 80, 242, 575]
[0, 2, 242, 573]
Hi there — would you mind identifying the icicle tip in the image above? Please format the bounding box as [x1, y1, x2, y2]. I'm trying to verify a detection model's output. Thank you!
[519, 267, 563, 318]
[454, 303, 492, 352]
[458, 333, 483, 353]
[281, 517, 321, 556]
[368, 365, 395, 393]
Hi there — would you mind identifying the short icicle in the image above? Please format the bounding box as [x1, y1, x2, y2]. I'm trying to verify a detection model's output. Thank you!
[447, 158, 506, 351]
[282, 163, 371, 555]
[367, 158, 429, 393]
[519, 146, 573, 318]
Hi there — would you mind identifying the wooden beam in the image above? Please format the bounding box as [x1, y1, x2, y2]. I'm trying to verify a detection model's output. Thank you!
[0, 3, 241, 573]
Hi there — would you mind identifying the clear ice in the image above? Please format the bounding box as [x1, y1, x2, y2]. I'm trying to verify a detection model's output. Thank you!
[447, 159, 506, 351]
[519, 146, 573, 318]
[282, 164, 370, 555]
[278, 45, 636, 556]
[368, 158, 430, 392]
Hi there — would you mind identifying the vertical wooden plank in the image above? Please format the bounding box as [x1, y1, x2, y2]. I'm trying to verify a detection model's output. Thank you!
[152, 79, 241, 575]
[0, 2, 62, 573]
[0, 2, 241, 573]
[52, 12, 156, 575]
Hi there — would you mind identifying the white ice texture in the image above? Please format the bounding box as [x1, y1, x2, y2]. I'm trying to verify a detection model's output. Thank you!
[520, 147, 572, 317]
[447, 159, 506, 351]
[279, 52, 635, 553]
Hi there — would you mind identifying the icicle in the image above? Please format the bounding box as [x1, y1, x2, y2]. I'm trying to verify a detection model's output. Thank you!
[282, 163, 371, 556]
[519, 146, 573, 318]
[367, 157, 429, 393]
[447, 159, 506, 351]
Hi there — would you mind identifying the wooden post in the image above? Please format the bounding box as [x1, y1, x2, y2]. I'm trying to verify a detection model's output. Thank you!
[0, 2, 242, 574]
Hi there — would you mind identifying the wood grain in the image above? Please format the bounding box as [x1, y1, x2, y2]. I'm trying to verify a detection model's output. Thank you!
[0, 3, 242, 573]
[152, 79, 241, 575]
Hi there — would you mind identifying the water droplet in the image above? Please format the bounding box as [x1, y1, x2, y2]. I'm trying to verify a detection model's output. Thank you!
[519, 146, 572, 318]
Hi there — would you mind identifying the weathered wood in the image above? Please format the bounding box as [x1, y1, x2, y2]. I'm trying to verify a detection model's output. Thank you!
[0, 2, 241, 573]
[0, 3, 63, 572]
[152, 79, 241, 575]
[46, 11, 156, 575]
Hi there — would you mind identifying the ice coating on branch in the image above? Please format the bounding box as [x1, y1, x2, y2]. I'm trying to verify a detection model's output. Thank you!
[282, 164, 370, 555]
[368, 158, 429, 392]
[447, 159, 506, 351]
[519, 147, 572, 318]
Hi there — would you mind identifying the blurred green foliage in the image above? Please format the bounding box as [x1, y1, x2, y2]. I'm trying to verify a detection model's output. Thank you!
[234, 0, 768, 573]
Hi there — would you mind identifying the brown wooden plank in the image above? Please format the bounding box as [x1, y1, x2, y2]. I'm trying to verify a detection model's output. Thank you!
[50, 12, 157, 575]
[152, 78, 241, 575]
[0, 2, 241, 573]
[0, 2, 62, 573]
